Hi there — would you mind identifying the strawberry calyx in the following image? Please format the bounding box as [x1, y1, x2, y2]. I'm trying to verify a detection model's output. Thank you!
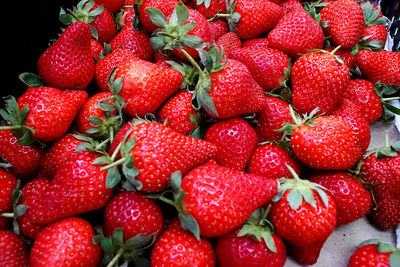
[208, 0, 240, 34]
[364, 131, 400, 160]
[361, 1, 388, 27]
[303, 0, 330, 25]
[358, 239, 400, 266]
[304, 46, 345, 65]
[374, 82, 400, 121]
[93, 227, 156, 267]
[272, 165, 330, 210]
[350, 36, 384, 56]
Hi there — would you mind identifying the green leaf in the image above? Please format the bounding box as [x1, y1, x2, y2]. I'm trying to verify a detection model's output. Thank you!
[150, 36, 166, 52]
[171, 2, 189, 26]
[106, 166, 122, 189]
[391, 141, 400, 152]
[196, 83, 218, 116]
[287, 189, 303, 210]
[15, 204, 28, 217]
[145, 7, 168, 27]
[390, 251, 400, 267]
[112, 227, 124, 244]
[260, 231, 277, 253]
[170, 171, 182, 193]
[87, 116, 104, 125]
[359, 239, 379, 246]
[377, 242, 396, 253]
[125, 233, 153, 249]
[182, 35, 204, 48]
[100, 237, 114, 253]
[93, 156, 110, 165]
[376, 150, 397, 159]
[314, 187, 329, 208]
[302, 188, 316, 208]
[179, 212, 201, 240]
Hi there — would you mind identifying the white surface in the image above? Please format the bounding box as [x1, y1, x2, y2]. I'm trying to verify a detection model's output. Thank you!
[284, 119, 400, 266]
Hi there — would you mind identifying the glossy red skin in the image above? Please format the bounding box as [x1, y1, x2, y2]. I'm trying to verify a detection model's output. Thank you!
[109, 23, 154, 61]
[90, 2, 117, 44]
[157, 92, 198, 135]
[291, 116, 360, 170]
[151, 218, 216, 267]
[0, 130, 45, 180]
[204, 117, 258, 172]
[17, 86, 88, 142]
[115, 57, 183, 117]
[192, 0, 226, 19]
[324, 46, 356, 69]
[269, 190, 337, 265]
[363, 25, 387, 49]
[216, 229, 287, 267]
[37, 21, 95, 90]
[309, 171, 372, 225]
[267, 10, 324, 58]
[29, 151, 114, 225]
[233, 0, 283, 40]
[95, 0, 125, 14]
[94, 48, 137, 92]
[280, 0, 304, 15]
[320, 0, 365, 49]
[255, 96, 294, 143]
[361, 153, 400, 230]
[0, 169, 16, 214]
[139, 0, 178, 33]
[215, 32, 242, 58]
[104, 191, 164, 241]
[291, 51, 350, 115]
[242, 38, 269, 48]
[76, 92, 114, 135]
[0, 230, 29, 267]
[248, 143, 301, 180]
[90, 39, 104, 59]
[29, 217, 101, 267]
[208, 59, 269, 119]
[209, 19, 229, 40]
[343, 79, 382, 123]
[347, 244, 391, 267]
[181, 163, 279, 237]
[356, 50, 400, 85]
[230, 47, 290, 91]
[109, 121, 217, 193]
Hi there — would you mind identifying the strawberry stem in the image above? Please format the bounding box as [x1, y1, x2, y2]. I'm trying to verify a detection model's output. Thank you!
[106, 247, 124, 267]
[329, 45, 342, 55]
[180, 49, 207, 79]
[0, 213, 14, 218]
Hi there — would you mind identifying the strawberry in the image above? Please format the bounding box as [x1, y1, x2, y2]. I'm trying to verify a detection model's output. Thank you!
[309, 171, 372, 225]
[150, 217, 216, 266]
[109, 23, 154, 61]
[29, 151, 114, 225]
[269, 166, 337, 265]
[193, 0, 226, 19]
[255, 96, 294, 143]
[95, 0, 125, 14]
[0, 230, 29, 267]
[204, 117, 258, 172]
[324, 46, 356, 69]
[209, 18, 229, 40]
[229, 47, 291, 91]
[0, 170, 17, 217]
[139, 0, 178, 33]
[157, 91, 200, 135]
[248, 143, 302, 180]
[291, 49, 350, 115]
[363, 24, 387, 49]
[36, 21, 95, 90]
[107, 120, 217, 192]
[356, 50, 400, 85]
[347, 239, 399, 267]
[29, 217, 102, 267]
[280, 0, 304, 15]
[216, 208, 287, 267]
[320, 0, 365, 49]
[242, 37, 269, 48]
[114, 57, 183, 117]
[215, 32, 242, 58]
[91, 39, 104, 60]
[94, 48, 137, 92]
[104, 191, 164, 241]
[267, 10, 324, 58]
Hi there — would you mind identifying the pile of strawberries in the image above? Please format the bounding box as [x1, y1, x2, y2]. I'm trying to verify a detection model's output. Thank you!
[1, 0, 400, 266]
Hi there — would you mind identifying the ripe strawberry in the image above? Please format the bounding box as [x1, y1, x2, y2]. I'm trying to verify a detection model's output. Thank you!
[320, 0, 365, 49]
[0, 130, 45, 180]
[117, 4, 136, 28]
[356, 50, 400, 85]
[95, 0, 125, 14]
[363, 24, 387, 49]
[157, 91, 200, 135]
[108, 120, 217, 192]
[0, 169, 17, 216]
[91, 39, 104, 59]
[29, 217, 101, 267]
[0, 230, 29, 267]
[343, 79, 383, 123]
[347, 239, 399, 267]
[139, 0, 178, 33]
[229, 47, 291, 91]
[242, 37, 269, 48]
[94, 48, 137, 92]
[209, 18, 229, 40]
[104, 191, 163, 241]
[255, 96, 294, 143]
[109, 23, 154, 61]
[150, 217, 216, 266]
[269, 167, 337, 265]
[215, 32, 242, 58]
[309, 171, 372, 225]
[114, 57, 183, 117]
[291, 49, 350, 115]
[204, 117, 258, 172]
[193, 0, 226, 19]
[37, 21, 95, 90]
[248, 143, 302, 180]
[280, 0, 304, 15]
[267, 10, 324, 58]
[29, 151, 114, 225]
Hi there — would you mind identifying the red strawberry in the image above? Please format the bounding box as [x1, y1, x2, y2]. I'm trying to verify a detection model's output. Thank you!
[0, 170, 17, 228]
[309, 171, 372, 225]
[215, 32, 242, 58]
[267, 10, 324, 58]
[91, 39, 104, 59]
[280, 0, 303, 15]
[356, 50, 400, 85]
[229, 47, 291, 91]
[248, 143, 301, 180]
[209, 18, 229, 40]
[29, 217, 101, 267]
[320, 0, 365, 49]
[255, 96, 294, 143]
[0, 230, 29, 267]
[139, 0, 178, 33]
[37, 21, 95, 90]
[363, 24, 387, 49]
[269, 167, 337, 265]
[117, 4, 136, 28]
[204, 117, 258, 172]
[38, 134, 83, 179]
[150, 217, 216, 266]
[108, 120, 217, 192]
[291, 49, 350, 115]
[157, 91, 200, 135]
[242, 37, 269, 48]
[347, 240, 398, 267]
[96, 0, 125, 14]
[29, 151, 114, 225]
[193, 0, 226, 19]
